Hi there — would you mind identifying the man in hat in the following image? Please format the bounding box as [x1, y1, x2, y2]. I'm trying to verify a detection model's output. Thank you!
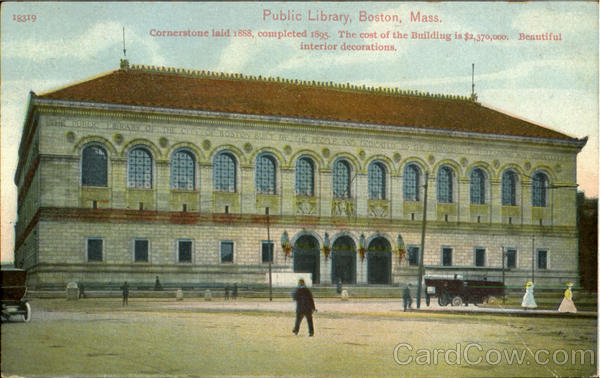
[292, 278, 316, 336]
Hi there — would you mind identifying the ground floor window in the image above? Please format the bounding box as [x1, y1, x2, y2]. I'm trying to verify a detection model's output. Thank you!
[474, 247, 486, 267]
[261, 240, 273, 263]
[178, 240, 192, 263]
[134, 239, 149, 262]
[442, 247, 452, 266]
[537, 249, 548, 270]
[506, 248, 517, 268]
[87, 238, 103, 262]
[407, 246, 419, 266]
[221, 241, 234, 263]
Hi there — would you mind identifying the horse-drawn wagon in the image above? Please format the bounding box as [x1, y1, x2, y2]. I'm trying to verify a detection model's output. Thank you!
[424, 275, 505, 307]
[1, 268, 31, 322]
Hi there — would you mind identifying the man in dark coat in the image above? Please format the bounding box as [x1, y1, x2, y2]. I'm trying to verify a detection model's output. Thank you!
[292, 278, 316, 336]
[403, 284, 412, 311]
[121, 281, 129, 306]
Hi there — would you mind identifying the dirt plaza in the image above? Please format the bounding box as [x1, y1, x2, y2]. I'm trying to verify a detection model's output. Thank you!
[1, 298, 597, 377]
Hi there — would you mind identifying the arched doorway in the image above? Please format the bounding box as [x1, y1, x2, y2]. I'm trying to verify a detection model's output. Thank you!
[293, 235, 320, 284]
[332, 236, 356, 284]
[367, 237, 392, 284]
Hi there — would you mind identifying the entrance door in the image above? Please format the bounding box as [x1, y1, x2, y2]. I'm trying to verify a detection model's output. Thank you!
[293, 235, 320, 284]
[332, 236, 356, 284]
[367, 237, 392, 284]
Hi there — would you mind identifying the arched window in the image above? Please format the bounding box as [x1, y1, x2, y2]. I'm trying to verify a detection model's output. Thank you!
[214, 152, 236, 192]
[333, 160, 351, 198]
[128, 147, 152, 189]
[470, 168, 486, 204]
[532, 172, 548, 207]
[403, 163, 420, 201]
[171, 149, 195, 190]
[295, 157, 314, 196]
[82, 145, 107, 186]
[437, 166, 454, 203]
[502, 170, 517, 206]
[256, 154, 276, 194]
[368, 161, 386, 200]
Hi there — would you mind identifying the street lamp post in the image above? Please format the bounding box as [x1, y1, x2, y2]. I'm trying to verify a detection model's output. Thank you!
[501, 245, 505, 304]
[531, 235, 535, 284]
[416, 172, 429, 309]
[266, 207, 272, 301]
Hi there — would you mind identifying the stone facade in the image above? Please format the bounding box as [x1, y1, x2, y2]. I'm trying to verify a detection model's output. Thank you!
[14, 64, 586, 289]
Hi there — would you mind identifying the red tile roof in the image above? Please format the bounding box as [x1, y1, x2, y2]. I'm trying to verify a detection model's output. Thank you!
[37, 64, 574, 140]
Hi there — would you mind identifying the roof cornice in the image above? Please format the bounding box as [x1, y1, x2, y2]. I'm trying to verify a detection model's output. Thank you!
[32, 97, 588, 150]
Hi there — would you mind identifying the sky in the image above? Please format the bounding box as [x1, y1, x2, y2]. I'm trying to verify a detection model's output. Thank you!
[1, 2, 598, 263]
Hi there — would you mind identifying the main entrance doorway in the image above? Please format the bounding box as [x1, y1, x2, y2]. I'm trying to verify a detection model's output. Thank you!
[332, 236, 356, 284]
[367, 237, 392, 284]
[293, 235, 320, 284]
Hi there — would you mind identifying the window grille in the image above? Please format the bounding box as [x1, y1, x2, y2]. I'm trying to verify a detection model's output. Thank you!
[171, 150, 195, 190]
[475, 248, 486, 266]
[221, 241, 234, 263]
[537, 249, 548, 269]
[442, 247, 453, 266]
[408, 246, 419, 266]
[333, 160, 350, 198]
[214, 153, 236, 192]
[368, 162, 386, 200]
[134, 239, 149, 262]
[295, 157, 314, 196]
[506, 248, 517, 268]
[437, 166, 453, 203]
[502, 170, 517, 206]
[128, 148, 152, 189]
[87, 238, 103, 262]
[82, 145, 107, 186]
[256, 155, 276, 194]
[403, 164, 420, 201]
[178, 240, 192, 263]
[470, 168, 486, 204]
[532, 172, 548, 207]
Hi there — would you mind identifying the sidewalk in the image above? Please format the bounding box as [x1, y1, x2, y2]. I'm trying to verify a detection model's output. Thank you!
[160, 298, 597, 318]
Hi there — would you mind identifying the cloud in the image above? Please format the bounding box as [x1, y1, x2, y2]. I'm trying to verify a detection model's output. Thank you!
[3, 22, 166, 65]
[511, 7, 597, 34]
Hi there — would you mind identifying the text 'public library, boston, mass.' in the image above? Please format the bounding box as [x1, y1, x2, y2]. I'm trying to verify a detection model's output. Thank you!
[14, 60, 587, 290]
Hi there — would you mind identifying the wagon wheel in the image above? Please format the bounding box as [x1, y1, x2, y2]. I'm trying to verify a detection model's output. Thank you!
[22, 302, 31, 323]
[451, 296, 463, 307]
[486, 296, 497, 305]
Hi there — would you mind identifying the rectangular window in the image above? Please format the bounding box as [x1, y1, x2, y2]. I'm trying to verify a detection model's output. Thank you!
[506, 248, 517, 269]
[134, 239, 149, 262]
[261, 241, 274, 263]
[475, 247, 486, 267]
[221, 241, 234, 263]
[442, 247, 452, 266]
[178, 240, 192, 263]
[408, 246, 419, 266]
[537, 249, 548, 270]
[87, 238, 103, 262]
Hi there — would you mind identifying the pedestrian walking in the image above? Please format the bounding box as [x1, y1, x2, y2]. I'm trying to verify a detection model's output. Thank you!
[292, 278, 316, 336]
[558, 282, 577, 313]
[521, 281, 537, 309]
[336, 279, 343, 295]
[121, 281, 129, 306]
[78, 283, 85, 299]
[232, 283, 238, 300]
[154, 276, 162, 291]
[224, 285, 230, 300]
[403, 284, 412, 311]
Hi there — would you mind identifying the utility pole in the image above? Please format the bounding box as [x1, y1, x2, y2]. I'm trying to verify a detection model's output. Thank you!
[266, 207, 272, 301]
[501, 246, 505, 304]
[531, 235, 535, 283]
[416, 171, 429, 309]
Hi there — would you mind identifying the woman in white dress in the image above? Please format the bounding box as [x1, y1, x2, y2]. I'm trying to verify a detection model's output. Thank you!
[558, 282, 577, 313]
[521, 281, 537, 309]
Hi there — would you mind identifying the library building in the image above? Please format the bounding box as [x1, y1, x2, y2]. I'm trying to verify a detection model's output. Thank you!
[14, 60, 587, 289]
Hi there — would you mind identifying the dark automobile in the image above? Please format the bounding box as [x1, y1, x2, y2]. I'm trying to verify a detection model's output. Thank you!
[424, 275, 505, 307]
